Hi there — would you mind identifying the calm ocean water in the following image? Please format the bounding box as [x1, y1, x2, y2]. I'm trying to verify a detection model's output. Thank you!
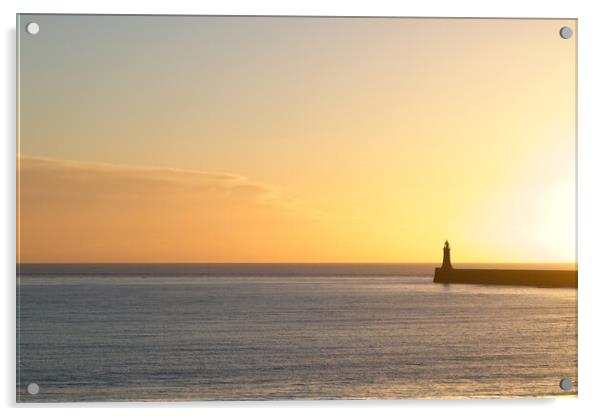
[17, 264, 577, 401]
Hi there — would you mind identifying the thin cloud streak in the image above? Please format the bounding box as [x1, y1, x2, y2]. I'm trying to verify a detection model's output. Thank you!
[17, 155, 334, 262]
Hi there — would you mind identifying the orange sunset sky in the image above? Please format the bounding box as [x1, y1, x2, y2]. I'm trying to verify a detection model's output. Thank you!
[17, 16, 576, 263]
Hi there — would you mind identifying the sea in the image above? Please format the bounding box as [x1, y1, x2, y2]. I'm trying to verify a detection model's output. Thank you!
[16, 263, 578, 402]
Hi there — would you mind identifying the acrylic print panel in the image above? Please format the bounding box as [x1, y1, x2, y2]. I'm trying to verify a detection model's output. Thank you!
[16, 15, 577, 401]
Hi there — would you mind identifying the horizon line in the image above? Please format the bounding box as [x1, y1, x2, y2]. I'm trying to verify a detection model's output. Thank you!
[16, 261, 578, 265]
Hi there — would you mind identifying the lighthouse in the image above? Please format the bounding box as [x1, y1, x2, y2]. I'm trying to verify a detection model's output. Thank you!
[441, 240, 452, 270]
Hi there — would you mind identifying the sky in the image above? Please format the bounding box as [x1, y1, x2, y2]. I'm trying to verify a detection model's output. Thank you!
[17, 16, 576, 263]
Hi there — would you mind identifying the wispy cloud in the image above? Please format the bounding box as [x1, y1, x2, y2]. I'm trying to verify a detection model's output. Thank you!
[18, 155, 289, 206]
[17, 155, 328, 262]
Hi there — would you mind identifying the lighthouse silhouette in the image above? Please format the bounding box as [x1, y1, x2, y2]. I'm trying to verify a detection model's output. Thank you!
[441, 240, 452, 270]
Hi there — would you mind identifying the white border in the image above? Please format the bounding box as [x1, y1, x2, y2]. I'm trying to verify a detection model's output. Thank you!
[2, 0, 601, 414]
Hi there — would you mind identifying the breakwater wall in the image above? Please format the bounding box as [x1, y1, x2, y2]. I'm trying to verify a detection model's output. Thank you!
[433, 268, 577, 288]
